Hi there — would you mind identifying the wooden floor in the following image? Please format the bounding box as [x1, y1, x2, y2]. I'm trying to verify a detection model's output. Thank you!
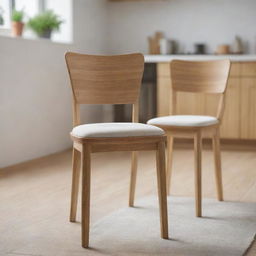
[0, 144, 256, 255]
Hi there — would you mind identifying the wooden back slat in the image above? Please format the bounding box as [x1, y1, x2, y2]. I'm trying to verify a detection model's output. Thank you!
[65, 52, 144, 105]
[170, 60, 231, 94]
[170, 60, 231, 122]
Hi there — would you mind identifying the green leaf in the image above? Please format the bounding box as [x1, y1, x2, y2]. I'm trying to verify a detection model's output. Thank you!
[27, 10, 64, 36]
[11, 9, 25, 22]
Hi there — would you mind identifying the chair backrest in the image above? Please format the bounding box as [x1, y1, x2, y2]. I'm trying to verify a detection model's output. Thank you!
[170, 60, 231, 121]
[171, 60, 231, 93]
[65, 52, 144, 126]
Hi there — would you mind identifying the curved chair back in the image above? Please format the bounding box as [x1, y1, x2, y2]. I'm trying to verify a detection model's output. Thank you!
[171, 60, 230, 94]
[65, 52, 145, 126]
[170, 60, 231, 121]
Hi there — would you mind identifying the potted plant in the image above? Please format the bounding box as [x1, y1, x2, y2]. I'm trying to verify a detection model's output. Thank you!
[0, 7, 4, 26]
[11, 9, 25, 36]
[27, 10, 63, 39]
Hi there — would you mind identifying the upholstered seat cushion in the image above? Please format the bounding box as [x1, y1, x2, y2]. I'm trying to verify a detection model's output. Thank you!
[147, 115, 219, 127]
[71, 122, 165, 138]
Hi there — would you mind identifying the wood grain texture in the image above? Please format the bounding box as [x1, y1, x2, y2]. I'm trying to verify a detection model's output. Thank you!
[229, 62, 241, 77]
[157, 77, 171, 116]
[70, 148, 81, 222]
[241, 77, 256, 139]
[166, 135, 174, 195]
[65, 52, 144, 105]
[129, 151, 138, 207]
[241, 62, 256, 76]
[194, 132, 202, 217]
[156, 141, 169, 239]
[219, 77, 241, 138]
[129, 101, 140, 206]
[212, 129, 223, 201]
[170, 60, 230, 93]
[81, 144, 91, 248]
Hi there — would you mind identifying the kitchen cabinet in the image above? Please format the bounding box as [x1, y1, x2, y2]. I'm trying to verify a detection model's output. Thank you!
[220, 77, 240, 138]
[156, 61, 256, 140]
[157, 77, 171, 117]
[241, 77, 256, 139]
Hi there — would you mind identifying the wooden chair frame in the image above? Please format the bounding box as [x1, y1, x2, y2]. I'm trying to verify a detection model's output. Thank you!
[65, 52, 168, 248]
[152, 60, 231, 217]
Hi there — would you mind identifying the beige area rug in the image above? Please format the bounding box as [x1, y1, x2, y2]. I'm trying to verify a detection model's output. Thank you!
[3, 197, 256, 256]
[87, 196, 256, 256]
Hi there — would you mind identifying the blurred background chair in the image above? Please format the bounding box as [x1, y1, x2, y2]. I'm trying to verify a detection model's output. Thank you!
[148, 60, 231, 217]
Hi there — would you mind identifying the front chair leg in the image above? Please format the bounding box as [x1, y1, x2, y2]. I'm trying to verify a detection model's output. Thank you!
[156, 140, 169, 239]
[194, 132, 202, 217]
[212, 128, 224, 201]
[81, 145, 91, 248]
[129, 151, 138, 207]
[70, 147, 81, 222]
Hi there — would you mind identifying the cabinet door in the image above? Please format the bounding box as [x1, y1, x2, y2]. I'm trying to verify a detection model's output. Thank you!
[220, 78, 241, 138]
[241, 63, 256, 76]
[204, 94, 219, 117]
[157, 63, 171, 116]
[241, 78, 256, 139]
[157, 77, 171, 116]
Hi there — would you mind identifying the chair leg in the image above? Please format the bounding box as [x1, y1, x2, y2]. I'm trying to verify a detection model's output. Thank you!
[212, 128, 224, 201]
[81, 145, 91, 248]
[70, 147, 81, 222]
[194, 132, 202, 217]
[156, 140, 169, 239]
[129, 151, 138, 207]
[166, 136, 174, 195]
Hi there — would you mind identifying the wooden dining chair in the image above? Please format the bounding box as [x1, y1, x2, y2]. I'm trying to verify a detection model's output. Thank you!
[147, 60, 231, 217]
[65, 52, 168, 248]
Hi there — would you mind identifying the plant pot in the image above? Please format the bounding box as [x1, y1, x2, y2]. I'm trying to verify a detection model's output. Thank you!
[12, 22, 24, 37]
[40, 29, 52, 39]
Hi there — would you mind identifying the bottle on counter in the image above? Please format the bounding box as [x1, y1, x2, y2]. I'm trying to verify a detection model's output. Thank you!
[148, 31, 164, 54]
[159, 38, 172, 55]
[194, 43, 206, 54]
[232, 36, 243, 54]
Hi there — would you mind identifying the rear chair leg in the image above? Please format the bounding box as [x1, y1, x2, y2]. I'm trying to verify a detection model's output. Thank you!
[212, 128, 224, 201]
[166, 136, 174, 195]
[194, 132, 202, 217]
[129, 151, 138, 207]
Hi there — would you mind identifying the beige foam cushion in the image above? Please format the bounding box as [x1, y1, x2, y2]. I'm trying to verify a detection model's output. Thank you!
[147, 115, 219, 127]
[71, 122, 165, 138]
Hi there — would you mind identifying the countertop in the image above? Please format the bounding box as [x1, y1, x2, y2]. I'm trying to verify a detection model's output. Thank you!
[144, 54, 256, 63]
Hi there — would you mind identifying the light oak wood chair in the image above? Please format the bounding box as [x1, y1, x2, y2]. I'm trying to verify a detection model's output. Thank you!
[147, 60, 231, 217]
[65, 52, 168, 248]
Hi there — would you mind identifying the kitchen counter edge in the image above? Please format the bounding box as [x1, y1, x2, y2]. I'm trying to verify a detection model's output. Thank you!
[144, 54, 256, 63]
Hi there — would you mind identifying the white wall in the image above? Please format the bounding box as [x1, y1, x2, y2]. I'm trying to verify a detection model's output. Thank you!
[0, 0, 109, 168]
[2, 0, 256, 168]
[106, 0, 256, 54]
